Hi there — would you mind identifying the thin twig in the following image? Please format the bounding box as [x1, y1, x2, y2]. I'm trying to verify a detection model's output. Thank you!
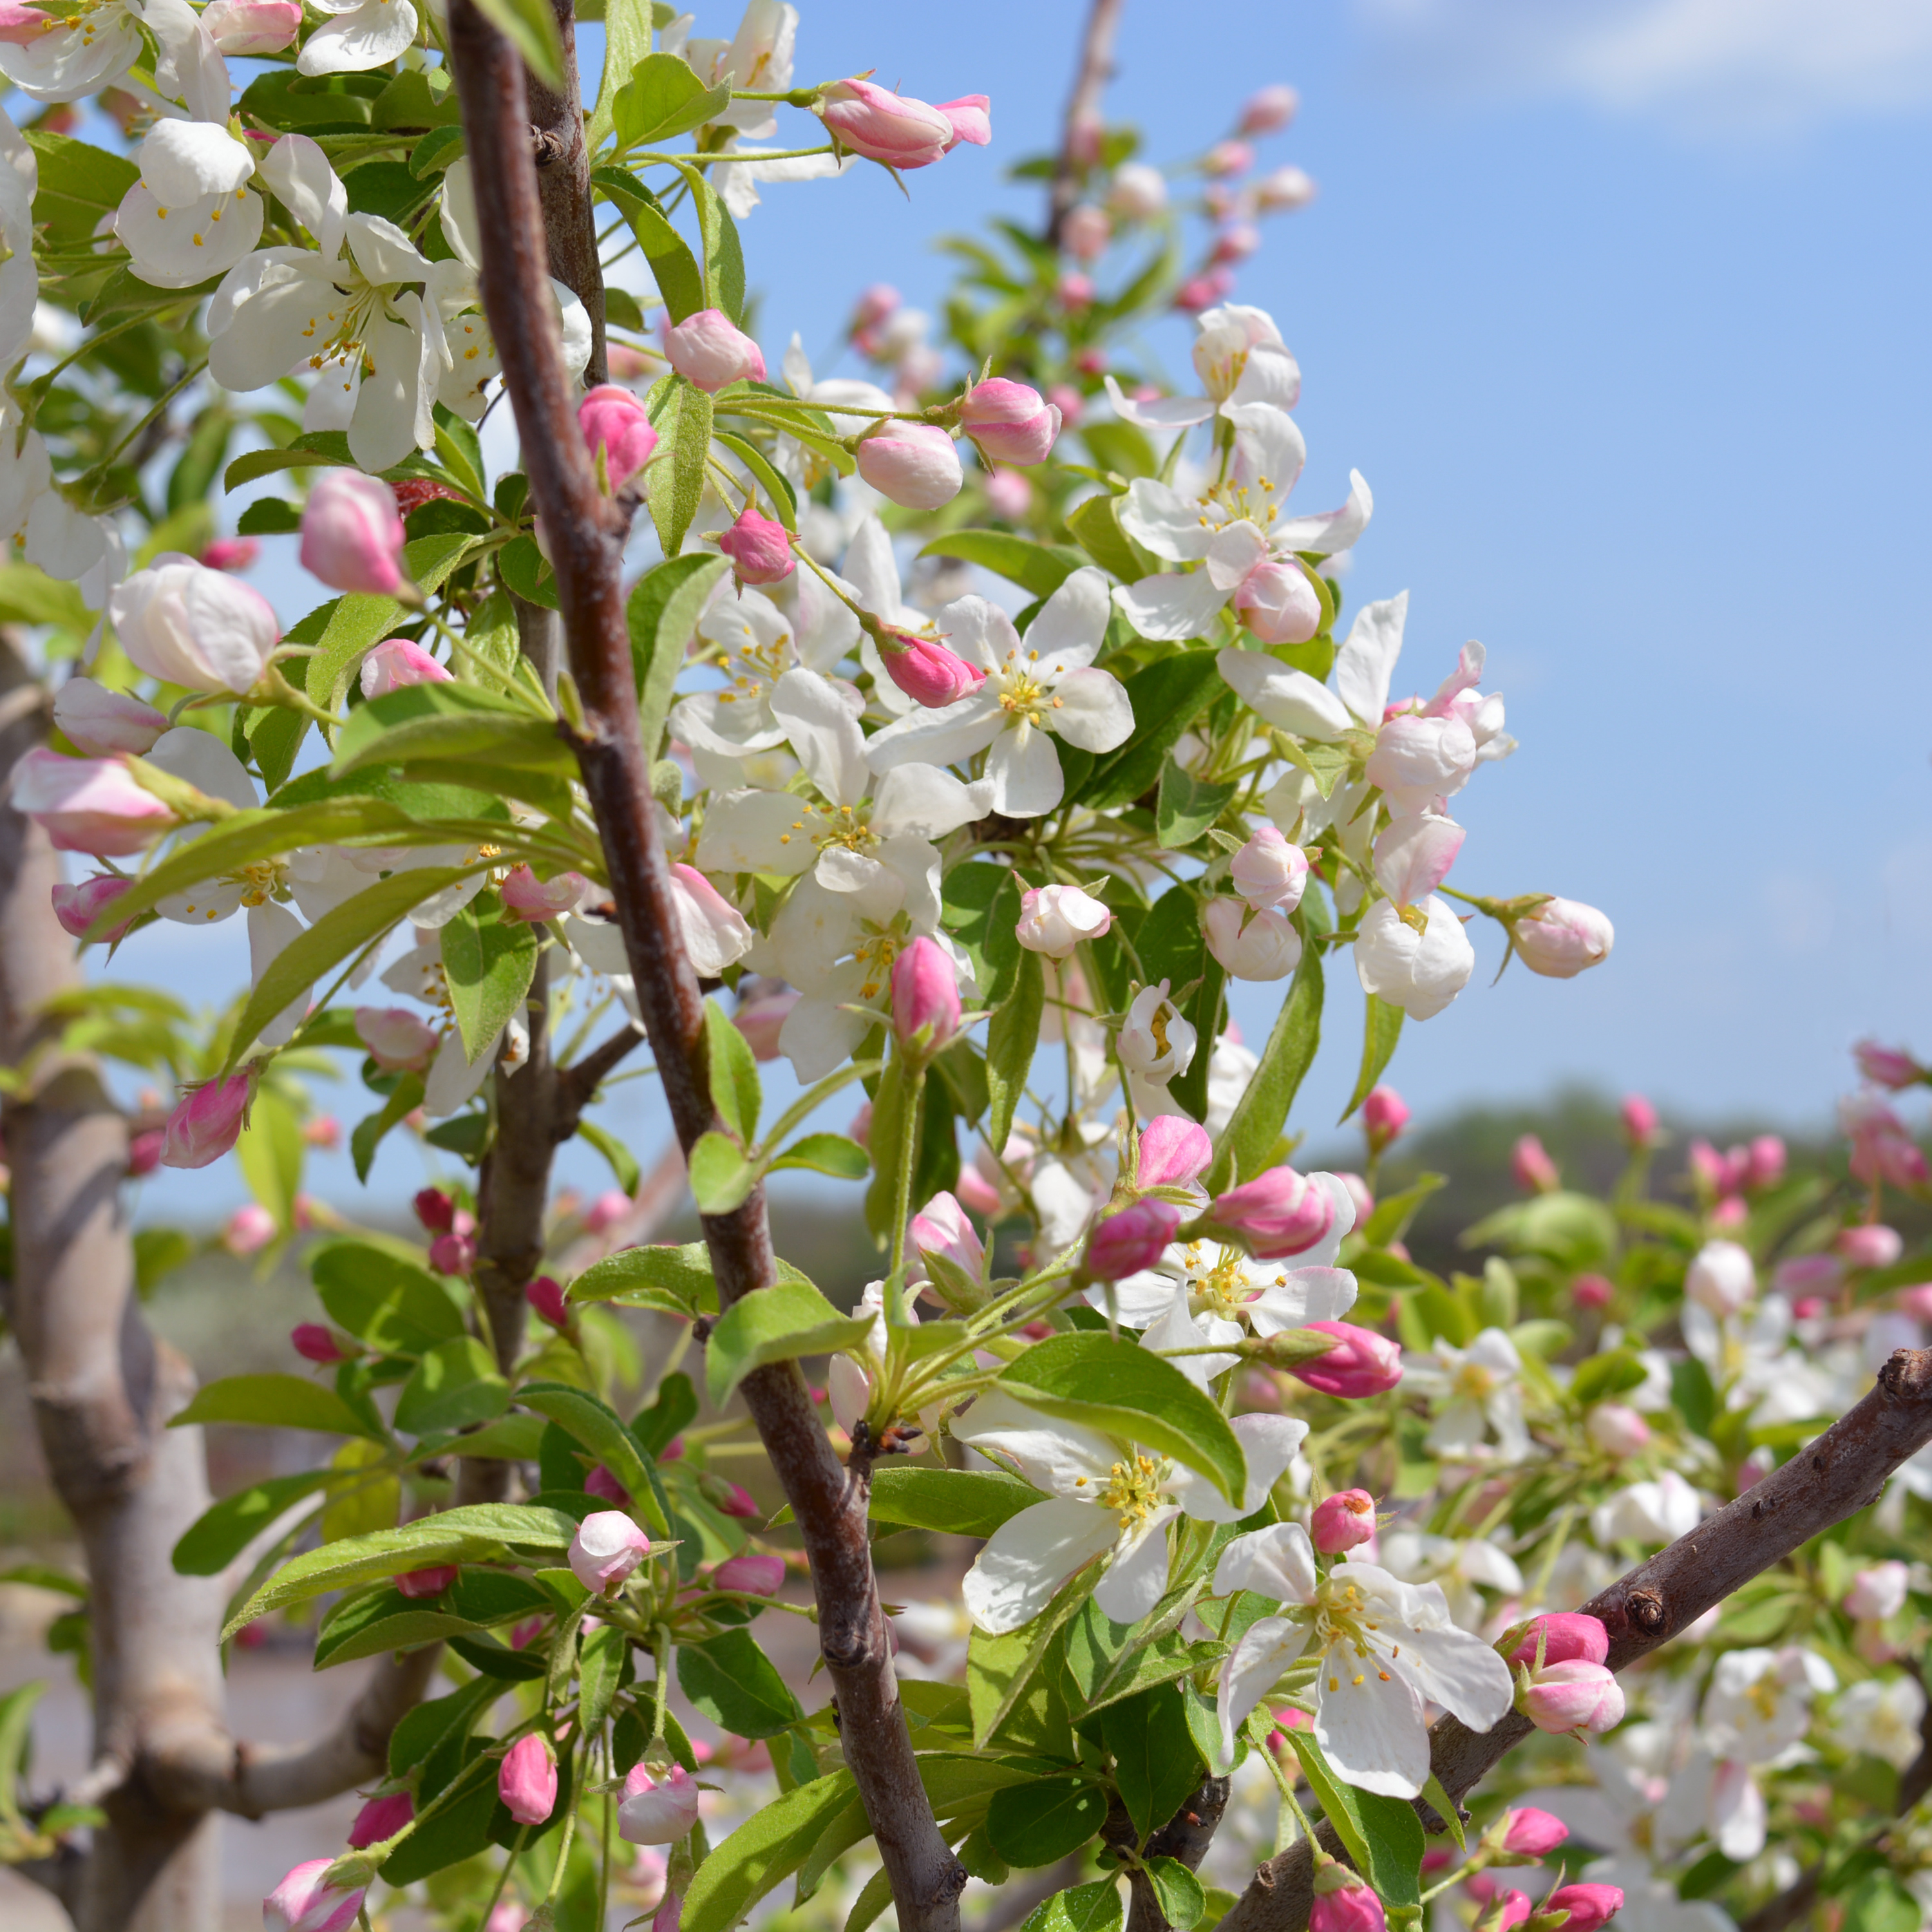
[1046, 0, 1126, 247]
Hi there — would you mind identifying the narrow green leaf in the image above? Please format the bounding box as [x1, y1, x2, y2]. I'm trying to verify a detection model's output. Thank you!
[766, 1132, 869, 1182]
[331, 683, 570, 779]
[703, 1276, 873, 1409]
[1101, 1684, 1205, 1839]
[351, 1074, 426, 1184]
[393, 1337, 508, 1435]
[594, 166, 705, 319]
[516, 1381, 667, 1536]
[997, 1334, 1248, 1504]
[585, 0, 656, 153]
[917, 533, 1085, 598]
[470, 0, 565, 90]
[169, 1374, 382, 1441]
[669, 158, 746, 323]
[867, 1466, 1042, 1538]
[689, 1130, 756, 1215]
[646, 374, 714, 558]
[1341, 991, 1404, 1124]
[310, 1238, 466, 1353]
[967, 1569, 1098, 1747]
[568, 1241, 723, 1312]
[171, 1470, 330, 1577]
[612, 52, 729, 148]
[1157, 759, 1236, 849]
[629, 551, 730, 757]
[576, 1117, 641, 1194]
[236, 1082, 303, 1231]
[986, 947, 1044, 1155]
[712, 429, 797, 529]
[441, 891, 539, 1063]
[1288, 1730, 1425, 1908]
[1065, 493, 1153, 583]
[678, 1627, 804, 1738]
[1077, 651, 1225, 810]
[682, 1770, 857, 1932]
[705, 996, 761, 1143]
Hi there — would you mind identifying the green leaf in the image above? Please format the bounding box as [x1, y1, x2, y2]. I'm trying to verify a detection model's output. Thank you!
[441, 892, 539, 1063]
[225, 866, 478, 1075]
[678, 1627, 804, 1738]
[1061, 1597, 1215, 1712]
[861, 1056, 909, 1246]
[1065, 491, 1154, 583]
[630, 550, 730, 757]
[576, 1117, 641, 1193]
[766, 1132, 869, 1181]
[1078, 652, 1226, 811]
[1208, 896, 1326, 1190]
[311, 1238, 467, 1354]
[350, 1074, 426, 1184]
[496, 533, 558, 610]
[236, 1082, 303, 1231]
[705, 995, 761, 1143]
[470, 0, 565, 89]
[704, 1278, 873, 1409]
[578, 1622, 628, 1735]
[516, 1381, 667, 1536]
[646, 374, 714, 559]
[967, 1572, 1098, 1748]
[567, 1241, 726, 1314]
[408, 122, 466, 178]
[390, 1674, 501, 1777]
[1157, 759, 1236, 849]
[612, 52, 730, 147]
[682, 1769, 857, 1932]
[986, 1777, 1107, 1866]
[1018, 1881, 1124, 1932]
[668, 158, 746, 323]
[1572, 1349, 1648, 1405]
[997, 1333, 1248, 1504]
[1341, 992, 1404, 1124]
[586, 0, 656, 152]
[169, 1374, 381, 1441]
[942, 862, 1026, 1001]
[312, 1586, 480, 1668]
[223, 431, 356, 492]
[236, 497, 301, 536]
[28, 132, 137, 245]
[393, 1336, 508, 1435]
[171, 1470, 330, 1577]
[331, 683, 571, 780]
[917, 533, 1086, 598]
[1421, 1773, 1465, 1852]
[222, 1504, 581, 1638]
[689, 1130, 757, 1215]
[712, 430, 797, 529]
[867, 1466, 1042, 1538]
[594, 167, 705, 321]
[1101, 1684, 1205, 1839]
[1288, 1730, 1424, 1908]
[340, 158, 439, 228]
[986, 947, 1044, 1156]
[1145, 1859, 1208, 1930]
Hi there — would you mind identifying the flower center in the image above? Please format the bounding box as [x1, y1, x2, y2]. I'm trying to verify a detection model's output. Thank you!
[777, 799, 880, 861]
[1453, 1361, 1497, 1401]
[1095, 1454, 1166, 1530]
[712, 634, 793, 703]
[1312, 1580, 1394, 1692]
[299, 275, 394, 396]
[851, 923, 903, 1002]
[996, 649, 1060, 728]
[1746, 1678, 1781, 1723]
[1191, 1245, 1256, 1320]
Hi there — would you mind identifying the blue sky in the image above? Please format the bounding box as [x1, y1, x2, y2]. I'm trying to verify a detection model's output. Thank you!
[105, 0, 1932, 1217]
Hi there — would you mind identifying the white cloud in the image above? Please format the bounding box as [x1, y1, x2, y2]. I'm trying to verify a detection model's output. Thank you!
[1358, 0, 1932, 133]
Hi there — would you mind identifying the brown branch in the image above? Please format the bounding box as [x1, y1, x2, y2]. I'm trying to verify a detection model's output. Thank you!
[526, 0, 605, 384]
[555, 1021, 646, 1128]
[1214, 1347, 1932, 1932]
[1105, 1775, 1233, 1932]
[1046, 0, 1126, 245]
[443, 13, 966, 1930]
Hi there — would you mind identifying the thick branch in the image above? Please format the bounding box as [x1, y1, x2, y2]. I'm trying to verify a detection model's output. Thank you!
[444, 15, 966, 1929]
[1214, 1347, 1932, 1932]
[527, 0, 605, 383]
[1046, 0, 1126, 245]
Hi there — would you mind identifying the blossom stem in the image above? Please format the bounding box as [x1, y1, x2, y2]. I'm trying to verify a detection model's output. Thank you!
[628, 143, 837, 166]
[887, 1061, 926, 1297]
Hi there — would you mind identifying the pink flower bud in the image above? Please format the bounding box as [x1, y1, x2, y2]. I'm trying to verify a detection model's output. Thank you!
[1059, 270, 1097, 308]
[1620, 1094, 1659, 1146]
[1571, 1273, 1614, 1309]
[1898, 1282, 1932, 1320]
[716, 503, 795, 585]
[984, 468, 1032, 520]
[200, 535, 261, 572]
[128, 1128, 164, 1177]
[936, 95, 992, 151]
[665, 309, 765, 392]
[429, 1231, 477, 1276]
[1235, 558, 1323, 646]
[413, 1186, 455, 1233]
[891, 936, 960, 1052]
[1838, 1223, 1904, 1270]
[498, 1733, 558, 1827]
[500, 864, 588, 922]
[1586, 1403, 1650, 1458]
[527, 1275, 569, 1327]
[1204, 139, 1255, 178]
[578, 383, 659, 491]
[1363, 1086, 1409, 1151]
[291, 1322, 352, 1365]
[1508, 1613, 1609, 1669]
[880, 631, 987, 707]
[1686, 1238, 1754, 1315]
[1015, 882, 1110, 958]
[1544, 1885, 1623, 1932]
[52, 874, 135, 944]
[1086, 1198, 1184, 1280]
[1255, 164, 1317, 212]
[1489, 1894, 1533, 1932]
[1743, 1134, 1786, 1191]
[354, 1005, 438, 1073]
[200, 0, 302, 53]
[1291, 1321, 1403, 1398]
[1857, 1041, 1920, 1090]
[584, 1464, 631, 1506]
[1310, 1872, 1385, 1932]
[53, 676, 166, 757]
[301, 469, 408, 597]
[1521, 1658, 1624, 1734]
[359, 638, 450, 699]
[108, 556, 281, 694]
[1060, 202, 1112, 261]
[1231, 826, 1310, 913]
[1311, 1488, 1377, 1553]
[733, 982, 799, 1060]
[653, 1891, 684, 1932]
[1239, 83, 1300, 135]
[820, 79, 956, 166]
[1513, 898, 1613, 978]
[347, 1791, 413, 1848]
[1844, 1560, 1909, 1622]
[1108, 162, 1169, 220]
[1502, 1807, 1568, 1856]
[715, 1480, 759, 1519]
[856, 421, 963, 510]
[851, 284, 900, 332]
[618, 1761, 702, 1844]
[162, 1074, 251, 1170]
[570, 1510, 651, 1594]
[911, 1189, 985, 1282]
[670, 862, 755, 977]
[1210, 1165, 1334, 1259]
[1512, 1135, 1560, 1195]
[224, 1203, 277, 1256]
[714, 1553, 785, 1595]
[1139, 1115, 1212, 1191]
[959, 379, 1063, 466]
[583, 1189, 632, 1235]
[264, 1858, 368, 1932]
[395, 1565, 459, 1599]
[10, 748, 175, 857]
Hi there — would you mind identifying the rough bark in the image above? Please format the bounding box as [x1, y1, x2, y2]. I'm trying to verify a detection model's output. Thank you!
[1046, 0, 1126, 246]
[1105, 1775, 1233, 1932]
[1213, 1347, 1932, 1932]
[526, 0, 605, 384]
[443, 12, 967, 1927]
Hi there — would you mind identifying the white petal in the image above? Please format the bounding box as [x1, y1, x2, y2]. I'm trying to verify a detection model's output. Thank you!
[297, 0, 420, 73]
[1104, 375, 1215, 432]
[1144, 1286, 1235, 1390]
[871, 761, 990, 838]
[1315, 1645, 1431, 1797]
[1227, 342, 1302, 413]
[952, 1389, 1117, 1495]
[1218, 1615, 1312, 1764]
[1333, 592, 1408, 728]
[1117, 478, 1217, 562]
[1094, 1508, 1179, 1624]
[693, 788, 815, 875]
[777, 988, 871, 1081]
[1113, 569, 1228, 643]
[770, 667, 867, 804]
[1273, 468, 1374, 556]
[1217, 649, 1352, 740]
[1050, 667, 1135, 753]
[1245, 1267, 1358, 1335]
[424, 1024, 498, 1115]
[961, 1499, 1118, 1634]
[864, 693, 1003, 775]
[1213, 1521, 1318, 1603]
[1025, 565, 1112, 671]
[986, 726, 1065, 818]
[1205, 519, 1271, 592]
[247, 899, 309, 1048]
[1384, 1618, 1515, 1730]
[934, 594, 1019, 673]
[258, 135, 346, 258]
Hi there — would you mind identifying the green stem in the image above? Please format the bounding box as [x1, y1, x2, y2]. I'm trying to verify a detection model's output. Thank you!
[886, 1059, 926, 1294]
